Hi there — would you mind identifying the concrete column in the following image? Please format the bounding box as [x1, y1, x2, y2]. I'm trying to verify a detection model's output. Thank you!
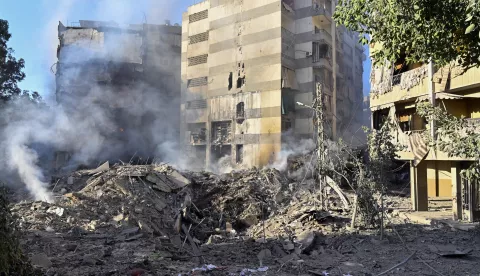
[451, 162, 463, 220]
[205, 111, 212, 170]
[411, 160, 428, 211]
[428, 60, 436, 140]
[331, 0, 337, 139]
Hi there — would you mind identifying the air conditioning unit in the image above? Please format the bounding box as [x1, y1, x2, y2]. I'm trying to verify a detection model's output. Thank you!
[306, 51, 312, 57]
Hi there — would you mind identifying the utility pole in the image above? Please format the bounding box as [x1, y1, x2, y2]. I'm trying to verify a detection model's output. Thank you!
[315, 82, 326, 210]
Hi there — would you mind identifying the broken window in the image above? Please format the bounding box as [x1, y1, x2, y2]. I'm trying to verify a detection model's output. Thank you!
[211, 121, 232, 145]
[237, 76, 245, 88]
[187, 123, 207, 144]
[281, 117, 292, 132]
[392, 53, 407, 86]
[373, 109, 389, 130]
[236, 144, 244, 164]
[281, 67, 298, 89]
[228, 72, 233, 90]
[397, 112, 412, 132]
[313, 42, 331, 63]
[281, 92, 295, 115]
[236, 102, 245, 119]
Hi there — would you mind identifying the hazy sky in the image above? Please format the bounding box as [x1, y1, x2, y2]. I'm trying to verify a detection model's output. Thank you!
[0, 0, 370, 99]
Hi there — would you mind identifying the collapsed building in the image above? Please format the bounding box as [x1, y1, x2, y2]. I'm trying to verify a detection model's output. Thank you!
[54, 20, 181, 169]
[369, 44, 480, 221]
[180, 0, 366, 170]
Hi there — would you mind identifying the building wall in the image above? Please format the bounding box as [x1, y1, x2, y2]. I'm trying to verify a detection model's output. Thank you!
[56, 20, 181, 166]
[427, 161, 452, 198]
[368, 44, 480, 220]
[181, 0, 366, 169]
[182, 0, 283, 169]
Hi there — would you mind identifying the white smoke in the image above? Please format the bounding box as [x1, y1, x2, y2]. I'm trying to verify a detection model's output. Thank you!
[0, 0, 183, 201]
[269, 134, 316, 171]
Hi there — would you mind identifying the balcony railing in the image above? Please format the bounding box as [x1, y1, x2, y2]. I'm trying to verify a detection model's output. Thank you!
[371, 65, 428, 95]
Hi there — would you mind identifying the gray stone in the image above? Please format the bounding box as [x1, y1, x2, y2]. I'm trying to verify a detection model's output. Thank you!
[279, 253, 300, 264]
[31, 253, 52, 269]
[295, 231, 316, 253]
[146, 173, 172, 192]
[121, 227, 140, 236]
[165, 170, 191, 189]
[272, 244, 287, 257]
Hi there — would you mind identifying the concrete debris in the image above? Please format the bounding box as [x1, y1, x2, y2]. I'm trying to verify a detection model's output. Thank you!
[30, 253, 52, 269]
[10, 163, 480, 275]
[240, 266, 269, 275]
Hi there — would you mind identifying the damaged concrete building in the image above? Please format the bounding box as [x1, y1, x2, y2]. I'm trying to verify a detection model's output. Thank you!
[369, 43, 480, 221]
[55, 20, 181, 168]
[181, 0, 366, 170]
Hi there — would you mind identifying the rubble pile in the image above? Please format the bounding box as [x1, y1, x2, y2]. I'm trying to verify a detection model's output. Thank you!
[12, 163, 203, 275]
[11, 162, 480, 275]
[11, 163, 310, 275]
[187, 168, 291, 233]
[248, 183, 351, 240]
[285, 152, 315, 181]
[15, 163, 190, 237]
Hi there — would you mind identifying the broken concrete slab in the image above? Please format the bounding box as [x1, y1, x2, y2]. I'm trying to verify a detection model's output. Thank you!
[165, 170, 190, 189]
[89, 161, 110, 175]
[146, 173, 172, 192]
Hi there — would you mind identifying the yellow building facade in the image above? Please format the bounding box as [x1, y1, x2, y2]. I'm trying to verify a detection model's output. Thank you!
[181, 0, 365, 170]
[369, 46, 480, 221]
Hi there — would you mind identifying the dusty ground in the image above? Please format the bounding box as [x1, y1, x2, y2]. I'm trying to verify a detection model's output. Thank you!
[10, 164, 480, 276]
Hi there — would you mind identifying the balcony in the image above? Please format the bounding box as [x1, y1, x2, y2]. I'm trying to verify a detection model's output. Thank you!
[313, 28, 333, 45]
[371, 65, 428, 99]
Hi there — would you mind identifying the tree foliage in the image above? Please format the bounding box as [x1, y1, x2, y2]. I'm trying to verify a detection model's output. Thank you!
[334, 0, 480, 68]
[0, 188, 39, 275]
[325, 122, 400, 227]
[0, 19, 41, 102]
[417, 102, 480, 179]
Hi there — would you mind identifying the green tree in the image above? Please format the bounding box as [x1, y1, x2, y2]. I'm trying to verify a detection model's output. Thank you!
[334, 0, 480, 68]
[0, 188, 39, 275]
[417, 102, 480, 179]
[0, 19, 40, 102]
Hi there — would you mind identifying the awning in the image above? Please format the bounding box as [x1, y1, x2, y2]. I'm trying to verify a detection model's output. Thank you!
[409, 132, 429, 167]
[370, 102, 394, 111]
[417, 92, 465, 102]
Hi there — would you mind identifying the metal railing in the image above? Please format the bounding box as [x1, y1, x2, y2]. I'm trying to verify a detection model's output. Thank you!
[392, 65, 427, 87]
[372, 65, 428, 95]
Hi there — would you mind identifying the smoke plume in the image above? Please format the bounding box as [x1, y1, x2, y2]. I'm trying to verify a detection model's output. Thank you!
[0, 1, 182, 201]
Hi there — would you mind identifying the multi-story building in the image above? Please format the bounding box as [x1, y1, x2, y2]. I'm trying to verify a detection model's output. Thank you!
[369, 44, 480, 221]
[55, 20, 181, 168]
[181, 0, 365, 170]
